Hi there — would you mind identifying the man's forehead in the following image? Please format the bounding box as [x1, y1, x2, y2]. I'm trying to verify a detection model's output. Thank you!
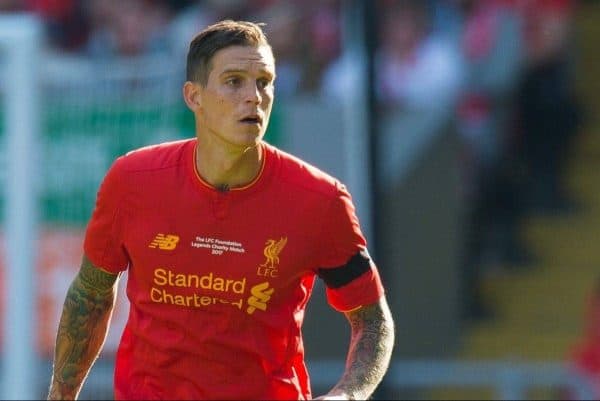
[214, 45, 275, 72]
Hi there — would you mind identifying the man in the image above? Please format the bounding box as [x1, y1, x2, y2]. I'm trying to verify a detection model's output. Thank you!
[48, 20, 394, 400]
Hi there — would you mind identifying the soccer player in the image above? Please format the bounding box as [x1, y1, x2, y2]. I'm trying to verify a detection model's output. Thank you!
[47, 20, 394, 400]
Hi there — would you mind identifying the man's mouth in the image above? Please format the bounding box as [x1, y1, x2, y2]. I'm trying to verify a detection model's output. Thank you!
[240, 115, 262, 125]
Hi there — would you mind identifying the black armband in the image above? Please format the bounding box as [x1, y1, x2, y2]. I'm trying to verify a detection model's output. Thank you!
[317, 250, 371, 289]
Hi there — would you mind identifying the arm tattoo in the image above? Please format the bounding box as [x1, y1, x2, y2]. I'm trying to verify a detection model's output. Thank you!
[48, 255, 120, 400]
[330, 298, 395, 400]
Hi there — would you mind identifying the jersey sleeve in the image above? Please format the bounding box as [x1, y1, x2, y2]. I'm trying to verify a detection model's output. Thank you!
[83, 156, 130, 273]
[316, 183, 384, 312]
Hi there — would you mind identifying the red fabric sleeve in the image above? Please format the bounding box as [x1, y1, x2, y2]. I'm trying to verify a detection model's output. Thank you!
[83, 156, 129, 273]
[317, 183, 385, 312]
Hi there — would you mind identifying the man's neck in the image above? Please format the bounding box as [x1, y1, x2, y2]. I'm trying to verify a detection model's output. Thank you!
[195, 139, 263, 190]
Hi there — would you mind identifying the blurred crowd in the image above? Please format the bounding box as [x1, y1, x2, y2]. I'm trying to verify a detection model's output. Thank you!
[2, 0, 584, 320]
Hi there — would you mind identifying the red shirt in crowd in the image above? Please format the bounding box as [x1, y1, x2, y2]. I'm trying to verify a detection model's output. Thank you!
[84, 138, 384, 400]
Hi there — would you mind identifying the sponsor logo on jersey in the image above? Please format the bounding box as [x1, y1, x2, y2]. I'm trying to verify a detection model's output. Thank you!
[150, 267, 246, 309]
[149, 267, 274, 313]
[148, 234, 180, 250]
[257, 237, 287, 277]
[246, 281, 274, 315]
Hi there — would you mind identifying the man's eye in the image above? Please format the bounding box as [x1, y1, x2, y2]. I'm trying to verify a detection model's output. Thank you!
[226, 77, 241, 87]
[257, 79, 271, 90]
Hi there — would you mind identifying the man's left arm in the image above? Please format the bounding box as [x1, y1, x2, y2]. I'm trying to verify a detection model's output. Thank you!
[316, 296, 395, 400]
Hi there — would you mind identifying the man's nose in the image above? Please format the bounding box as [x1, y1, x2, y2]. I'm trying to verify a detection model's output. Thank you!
[245, 83, 262, 104]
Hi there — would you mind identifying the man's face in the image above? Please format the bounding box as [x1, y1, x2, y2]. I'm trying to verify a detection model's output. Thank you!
[196, 45, 275, 149]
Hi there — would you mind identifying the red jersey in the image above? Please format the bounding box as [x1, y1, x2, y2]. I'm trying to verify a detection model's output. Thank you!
[84, 138, 384, 400]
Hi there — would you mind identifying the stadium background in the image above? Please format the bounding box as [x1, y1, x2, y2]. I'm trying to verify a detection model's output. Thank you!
[0, 0, 599, 399]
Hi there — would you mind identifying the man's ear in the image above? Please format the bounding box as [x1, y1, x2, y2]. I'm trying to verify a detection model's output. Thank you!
[183, 81, 202, 111]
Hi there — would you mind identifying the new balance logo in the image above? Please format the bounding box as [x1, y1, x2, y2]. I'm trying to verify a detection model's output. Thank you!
[246, 282, 274, 315]
[148, 234, 180, 250]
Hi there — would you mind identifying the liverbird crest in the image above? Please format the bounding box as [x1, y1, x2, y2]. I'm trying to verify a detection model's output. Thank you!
[260, 237, 287, 268]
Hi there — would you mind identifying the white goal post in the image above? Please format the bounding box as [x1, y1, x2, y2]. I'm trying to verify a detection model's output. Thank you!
[0, 13, 42, 401]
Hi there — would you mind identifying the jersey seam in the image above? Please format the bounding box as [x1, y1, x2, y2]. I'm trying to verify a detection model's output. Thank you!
[121, 139, 190, 173]
[314, 189, 340, 273]
[125, 164, 182, 174]
[269, 146, 342, 199]
[98, 158, 129, 271]
[276, 174, 339, 199]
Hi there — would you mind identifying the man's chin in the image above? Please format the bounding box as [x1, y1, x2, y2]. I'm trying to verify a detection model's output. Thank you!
[239, 131, 264, 146]
[227, 136, 262, 153]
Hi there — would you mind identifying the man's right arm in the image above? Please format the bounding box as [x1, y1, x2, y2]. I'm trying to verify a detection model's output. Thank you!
[48, 255, 120, 400]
